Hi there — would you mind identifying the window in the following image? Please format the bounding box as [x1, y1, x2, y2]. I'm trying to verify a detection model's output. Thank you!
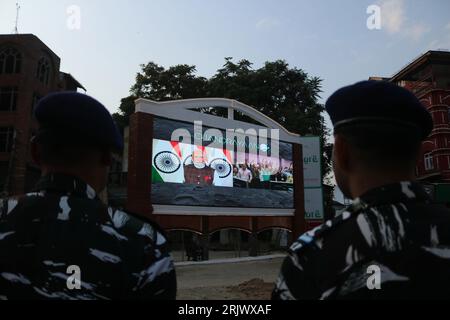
[0, 47, 22, 74]
[0, 87, 18, 111]
[424, 153, 434, 171]
[0, 127, 15, 152]
[36, 57, 51, 85]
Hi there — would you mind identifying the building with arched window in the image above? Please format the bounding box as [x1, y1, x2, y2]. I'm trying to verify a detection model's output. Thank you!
[0, 34, 86, 196]
[0, 47, 22, 74]
[371, 50, 450, 205]
[36, 57, 51, 85]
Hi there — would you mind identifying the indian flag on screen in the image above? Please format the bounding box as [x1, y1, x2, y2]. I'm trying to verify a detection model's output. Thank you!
[208, 146, 233, 187]
[152, 139, 233, 187]
[152, 139, 187, 184]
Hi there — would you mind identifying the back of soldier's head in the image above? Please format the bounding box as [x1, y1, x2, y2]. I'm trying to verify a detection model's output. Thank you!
[326, 80, 433, 171]
[33, 92, 123, 168]
[335, 122, 422, 171]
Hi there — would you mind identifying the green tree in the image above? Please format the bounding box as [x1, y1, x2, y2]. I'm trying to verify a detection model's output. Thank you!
[131, 62, 207, 100]
[112, 95, 136, 132]
[206, 58, 332, 187]
[113, 62, 207, 131]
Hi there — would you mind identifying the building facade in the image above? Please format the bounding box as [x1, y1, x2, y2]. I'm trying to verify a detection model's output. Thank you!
[0, 34, 85, 196]
[372, 50, 450, 204]
[391, 51, 450, 182]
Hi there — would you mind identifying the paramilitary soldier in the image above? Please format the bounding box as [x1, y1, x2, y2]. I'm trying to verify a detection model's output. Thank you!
[273, 80, 450, 300]
[0, 92, 176, 300]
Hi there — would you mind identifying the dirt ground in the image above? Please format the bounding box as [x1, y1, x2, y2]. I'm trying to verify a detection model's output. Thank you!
[176, 257, 284, 300]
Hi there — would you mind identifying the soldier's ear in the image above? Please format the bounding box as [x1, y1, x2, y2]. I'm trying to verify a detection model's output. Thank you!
[334, 134, 351, 172]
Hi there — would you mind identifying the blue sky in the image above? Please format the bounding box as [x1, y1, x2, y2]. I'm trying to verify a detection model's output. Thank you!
[1, 0, 449, 112]
[1, 0, 449, 200]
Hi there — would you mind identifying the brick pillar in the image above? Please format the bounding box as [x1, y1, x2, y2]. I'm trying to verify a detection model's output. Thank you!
[126, 112, 153, 217]
[200, 216, 209, 261]
[292, 143, 306, 242]
[249, 217, 259, 257]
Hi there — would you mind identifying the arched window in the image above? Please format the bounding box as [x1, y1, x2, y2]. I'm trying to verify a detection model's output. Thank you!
[424, 153, 434, 171]
[36, 57, 51, 85]
[0, 47, 22, 74]
[0, 87, 18, 111]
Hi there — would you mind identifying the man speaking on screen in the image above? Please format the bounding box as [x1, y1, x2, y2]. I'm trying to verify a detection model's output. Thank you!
[184, 148, 215, 186]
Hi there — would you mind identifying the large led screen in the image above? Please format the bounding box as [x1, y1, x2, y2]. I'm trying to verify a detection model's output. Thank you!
[151, 117, 294, 209]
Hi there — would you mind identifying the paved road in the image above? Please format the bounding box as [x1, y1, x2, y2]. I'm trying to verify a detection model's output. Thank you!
[176, 256, 285, 300]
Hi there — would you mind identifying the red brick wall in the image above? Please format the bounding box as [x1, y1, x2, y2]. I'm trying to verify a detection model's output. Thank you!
[0, 34, 77, 195]
[416, 89, 450, 182]
[126, 112, 153, 216]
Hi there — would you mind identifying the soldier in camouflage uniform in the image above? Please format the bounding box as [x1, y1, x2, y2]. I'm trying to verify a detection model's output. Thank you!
[0, 92, 176, 300]
[273, 81, 450, 300]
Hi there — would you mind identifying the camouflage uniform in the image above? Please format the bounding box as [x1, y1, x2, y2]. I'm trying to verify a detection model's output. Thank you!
[273, 181, 450, 299]
[0, 173, 176, 300]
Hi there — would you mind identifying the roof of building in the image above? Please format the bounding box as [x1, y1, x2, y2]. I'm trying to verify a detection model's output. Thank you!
[60, 72, 86, 91]
[368, 76, 390, 81]
[1, 34, 86, 91]
[0, 33, 61, 60]
[390, 50, 450, 82]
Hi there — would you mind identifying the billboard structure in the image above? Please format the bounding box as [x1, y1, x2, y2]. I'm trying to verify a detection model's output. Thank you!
[299, 137, 325, 222]
[127, 98, 307, 257]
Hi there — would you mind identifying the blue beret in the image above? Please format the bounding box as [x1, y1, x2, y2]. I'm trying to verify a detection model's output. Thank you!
[34, 92, 123, 150]
[326, 80, 433, 139]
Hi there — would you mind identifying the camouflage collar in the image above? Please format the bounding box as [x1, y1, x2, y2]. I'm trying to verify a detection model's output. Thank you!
[356, 181, 431, 207]
[33, 173, 98, 200]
